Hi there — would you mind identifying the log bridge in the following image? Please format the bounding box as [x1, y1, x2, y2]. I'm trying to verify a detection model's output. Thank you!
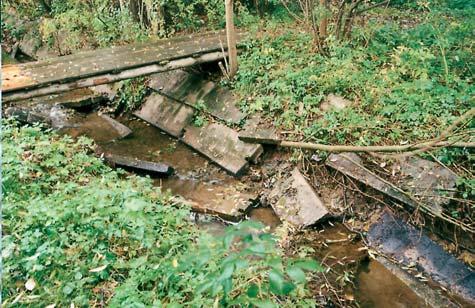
[2, 31, 242, 102]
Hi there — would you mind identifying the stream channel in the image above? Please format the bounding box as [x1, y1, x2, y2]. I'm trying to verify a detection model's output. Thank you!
[60, 111, 442, 307]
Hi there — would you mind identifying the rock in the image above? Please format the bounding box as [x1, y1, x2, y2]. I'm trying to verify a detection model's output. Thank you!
[98, 114, 133, 139]
[90, 84, 120, 101]
[239, 115, 280, 145]
[320, 94, 353, 111]
[104, 153, 173, 176]
[133, 93, 194, 138]
[367, 211, 475, 304]
[182, 123, 263, 176]
[268, 167, 328, 227]
[391, 157, 458, 210]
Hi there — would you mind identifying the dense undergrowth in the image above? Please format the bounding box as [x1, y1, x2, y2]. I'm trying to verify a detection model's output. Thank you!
[2, 122, 320, 306]
[232, 2, 475, 206]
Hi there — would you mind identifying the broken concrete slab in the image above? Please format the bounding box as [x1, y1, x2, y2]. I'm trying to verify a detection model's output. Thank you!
[320, 94, 353, 111]
[104, 153, 173, 176]
[268, 167, 328, 227]
[181, 123, 263, 176]
[325, 153, 444, 215]
[239, 115, 280, 145]
[367, 211, 475, 304]
[391, 157, 458, 209]
[133, 93, 194, 138]
[99, 114, 133, 139]
[148, 70, 246, 124]
[164, 178, 256, 221]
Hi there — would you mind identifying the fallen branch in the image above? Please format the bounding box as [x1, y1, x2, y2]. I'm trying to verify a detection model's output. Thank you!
[240, 137, 475, 152]
[240, 107, 475, 154]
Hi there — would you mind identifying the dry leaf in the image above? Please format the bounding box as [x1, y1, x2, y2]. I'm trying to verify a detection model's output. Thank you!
[25, 278, 36, 291]
[89, 265, 107, 273]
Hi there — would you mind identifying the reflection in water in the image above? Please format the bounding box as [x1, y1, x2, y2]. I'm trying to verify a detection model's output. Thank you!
[356, 260, 428, 308]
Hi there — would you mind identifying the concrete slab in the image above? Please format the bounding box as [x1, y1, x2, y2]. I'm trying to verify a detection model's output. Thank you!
[165, 179, 256, 220]
[148, 70, 246, 123]
[391, 157, 458, 211]
[104, 153, 173, 176]
[268, 167, 328, 227]
[99, 114, 133, 139]
[182, 123, 263, 176]
[326, 153, 443, 215]
[133, 93, 194, 138]
[368, 211, 475, 304]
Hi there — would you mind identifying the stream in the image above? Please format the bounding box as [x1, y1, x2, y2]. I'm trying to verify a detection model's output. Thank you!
[59, 110, 450, 307]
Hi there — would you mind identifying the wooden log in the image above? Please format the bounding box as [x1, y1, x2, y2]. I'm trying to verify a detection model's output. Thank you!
[104, 153, 173, 176]
[3, 52, 227, 102]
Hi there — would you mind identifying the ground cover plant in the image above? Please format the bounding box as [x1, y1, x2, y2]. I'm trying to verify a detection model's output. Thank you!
[1, 121, 321, 306]
[232, 2, 474, 217]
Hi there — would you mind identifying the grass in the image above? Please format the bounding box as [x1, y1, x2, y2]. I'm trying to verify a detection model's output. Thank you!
[1, 121, 320, 307]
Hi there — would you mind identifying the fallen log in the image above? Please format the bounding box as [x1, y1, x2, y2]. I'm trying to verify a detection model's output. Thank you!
[104, 153, 173, 176]
[3, 51, 227, 102]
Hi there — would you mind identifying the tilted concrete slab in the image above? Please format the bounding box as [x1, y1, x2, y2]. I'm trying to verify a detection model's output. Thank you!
[368, 211, 475, 304]
[391, 157, 458, 210]
[104, 153, 173, 176]
[99, 114, 133, 139]
[148, 70, 245, 124]
[268, 167, 328, 227]
[133, 93, 194, 138]
[182, 123, 263, 176]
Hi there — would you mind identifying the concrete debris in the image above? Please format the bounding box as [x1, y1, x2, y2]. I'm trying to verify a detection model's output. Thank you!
[182, 123, 263, 176]
[5, 104, 73, 129]
[391, 157, 458, 210]
[367, 211, 475, 304]
[133, 93, 194, 138]
[104, 153, 173, 176]
[99, 114, 133, 139]
[320, 94, 353, 111]
[325, 153, 443, 215]
[268, 167, 328, 227]
[148, 70, 246, 124]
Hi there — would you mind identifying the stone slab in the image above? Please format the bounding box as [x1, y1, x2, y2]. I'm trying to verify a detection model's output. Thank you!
[99, 114, 133, 139]
[104, 153, 173, 176]
[181, 123, 263, 176]
[133, 93, 194, 138]
[368, 211, 475, 304]
[268, 167, 328, 227]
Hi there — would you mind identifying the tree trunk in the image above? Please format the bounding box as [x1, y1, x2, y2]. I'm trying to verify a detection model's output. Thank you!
[225, 0, 238, 78]
[319, 0, 328, 39]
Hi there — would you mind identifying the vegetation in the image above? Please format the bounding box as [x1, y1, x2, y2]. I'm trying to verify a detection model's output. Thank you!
[2, 121, 321, 306]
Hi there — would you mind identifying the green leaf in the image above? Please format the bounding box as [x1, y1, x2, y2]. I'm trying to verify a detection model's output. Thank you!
[268, 269, 286, 295]
[247, 283, 259, 298]
[252, 299, 278, 308]
[287, 266, 306, 283]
